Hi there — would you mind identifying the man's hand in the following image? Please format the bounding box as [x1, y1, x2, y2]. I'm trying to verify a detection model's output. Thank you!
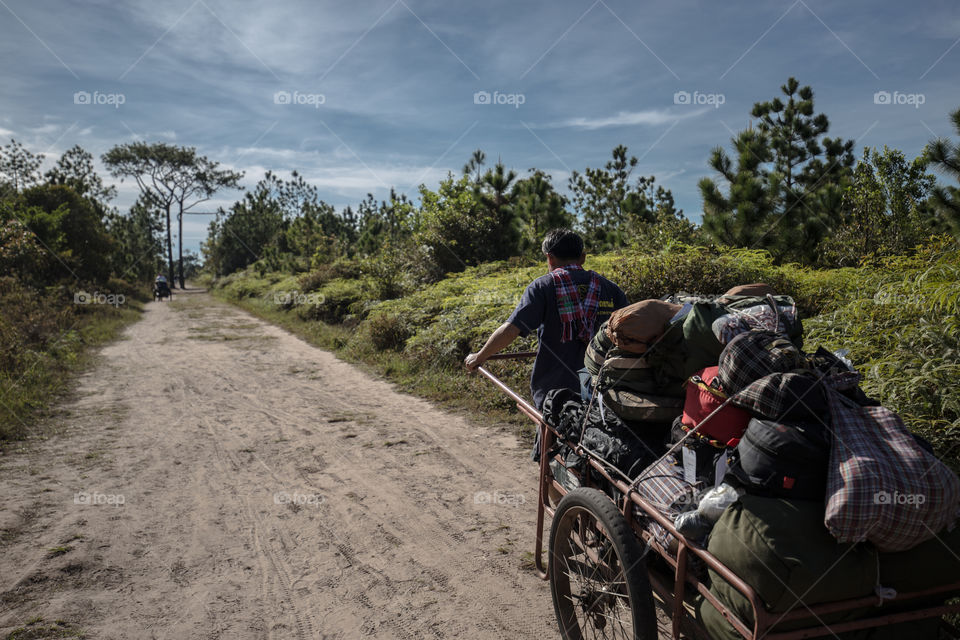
[464, 352, 484, 372]
[464, 322, 520, 374]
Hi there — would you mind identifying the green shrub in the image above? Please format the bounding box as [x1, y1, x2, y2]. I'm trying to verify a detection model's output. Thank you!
[104, 277, 150, 303]
[611, 245, 793, 300]
[367, 313, 411, 351]
[216, 269, 274, 301]
[298, 257, 361, 292]
[0, 277, 72, 370]
[295, 278, 367, 323]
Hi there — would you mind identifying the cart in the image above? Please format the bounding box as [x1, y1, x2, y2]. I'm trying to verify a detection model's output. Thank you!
[478, 352, 960, 640]
[154, 280, 172, 301]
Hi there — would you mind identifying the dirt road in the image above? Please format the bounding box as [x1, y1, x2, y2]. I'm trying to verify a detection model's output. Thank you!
[0, 288, 555, 639]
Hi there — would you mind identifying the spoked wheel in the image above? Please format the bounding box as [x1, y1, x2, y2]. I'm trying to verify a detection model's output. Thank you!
[549, 488, 656, 640]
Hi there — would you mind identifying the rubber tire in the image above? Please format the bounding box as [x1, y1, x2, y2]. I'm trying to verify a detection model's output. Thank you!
[549, 487, 656, 640]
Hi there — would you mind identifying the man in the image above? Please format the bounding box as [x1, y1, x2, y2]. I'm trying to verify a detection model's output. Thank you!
[464, 228, 628, 409]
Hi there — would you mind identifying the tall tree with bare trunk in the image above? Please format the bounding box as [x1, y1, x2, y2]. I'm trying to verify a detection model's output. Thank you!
[103, 142, 243, 287]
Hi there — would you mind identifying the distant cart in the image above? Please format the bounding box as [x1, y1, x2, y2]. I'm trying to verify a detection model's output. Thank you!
[478, 353, 960, 640]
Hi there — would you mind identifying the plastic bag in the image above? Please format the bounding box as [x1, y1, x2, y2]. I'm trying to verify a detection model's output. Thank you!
[698, 483, 743, 521]
[675, 483, 744, 541]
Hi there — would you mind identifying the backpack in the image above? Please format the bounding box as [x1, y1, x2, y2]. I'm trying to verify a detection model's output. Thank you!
[606, 299, 681, 354]
[730, 370, 829, 425]
[681, 366, 750, 446]
[679, 301, 735, 375]
[727, 417, 831, 500]
[552, 393, 659, 480]
[541, 387, 583, 440]
[718, 330, 804, 396]
[602, 387, 683, 424]
[585, 321, 673, 395]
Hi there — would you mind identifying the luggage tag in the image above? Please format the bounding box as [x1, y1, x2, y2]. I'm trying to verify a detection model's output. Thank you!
[714, 451, 730, 487]
[682, 446, 697, 485]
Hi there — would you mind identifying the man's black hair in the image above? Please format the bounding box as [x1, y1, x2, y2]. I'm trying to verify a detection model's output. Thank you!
[541, 228, 584, 260]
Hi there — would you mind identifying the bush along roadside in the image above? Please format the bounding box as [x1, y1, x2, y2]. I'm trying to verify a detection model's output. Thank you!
[0, 278, 150, 444]
[209, 240, 960, 467]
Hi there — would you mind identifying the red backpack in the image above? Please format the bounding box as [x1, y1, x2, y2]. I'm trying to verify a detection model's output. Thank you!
[681, 366, 750, 446]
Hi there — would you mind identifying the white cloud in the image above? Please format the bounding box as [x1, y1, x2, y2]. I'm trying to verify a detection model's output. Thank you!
[115, 0, 412, 80]
[226, 157, 454, 197]
[29, 123, 61, 135]
[0, 127, 14, 137]
[544, 108, 710, 130]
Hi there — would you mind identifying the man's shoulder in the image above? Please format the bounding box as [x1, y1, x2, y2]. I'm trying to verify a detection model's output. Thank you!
[587, 271, 625, 295]
[527, 273, 555, 289]
[594, 272, 620, 287]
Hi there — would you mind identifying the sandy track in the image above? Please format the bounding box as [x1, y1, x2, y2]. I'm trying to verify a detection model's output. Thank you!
[0, 288, 555, 639]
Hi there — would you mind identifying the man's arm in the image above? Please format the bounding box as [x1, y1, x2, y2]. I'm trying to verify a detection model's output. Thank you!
[464, 322, 522, 372]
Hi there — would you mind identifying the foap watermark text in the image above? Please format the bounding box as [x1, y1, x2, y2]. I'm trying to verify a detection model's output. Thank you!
[674, 90, 725, 108]
[474, 490, 526, 506]
[274, 491, 325, 506]
[874, 490, 926, 507]
[473, 91, 525, 108]
[75, 291, 125, 307]
[73, 91, 125, 108]
[74, 491, 125, 506]
[273, 291, 325, 306]
[274, 90, 325, 108]
[874, 91, 925, 108]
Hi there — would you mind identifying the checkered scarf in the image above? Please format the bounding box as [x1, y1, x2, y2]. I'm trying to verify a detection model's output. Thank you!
[551, 265, 602, 343]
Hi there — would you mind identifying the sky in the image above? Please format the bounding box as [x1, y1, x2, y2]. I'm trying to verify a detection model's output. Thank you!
[1, 0, 958, 256]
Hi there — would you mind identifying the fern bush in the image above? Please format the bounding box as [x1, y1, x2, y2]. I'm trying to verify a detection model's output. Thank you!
[805, 238, 960, 467]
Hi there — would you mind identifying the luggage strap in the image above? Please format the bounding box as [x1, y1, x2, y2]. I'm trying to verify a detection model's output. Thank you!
[678, 423, 727, 450]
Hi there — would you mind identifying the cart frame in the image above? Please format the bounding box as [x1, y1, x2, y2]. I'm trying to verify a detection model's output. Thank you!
[478, 353, 960, 640]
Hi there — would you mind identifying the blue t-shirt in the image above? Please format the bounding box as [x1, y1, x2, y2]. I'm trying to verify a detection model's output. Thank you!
[507, 268, 628, 409]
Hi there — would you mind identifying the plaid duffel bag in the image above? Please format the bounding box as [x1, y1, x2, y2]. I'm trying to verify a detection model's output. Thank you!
[825, 391, 960, 552]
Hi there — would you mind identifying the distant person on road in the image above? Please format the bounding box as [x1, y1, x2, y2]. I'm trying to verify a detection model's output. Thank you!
[464, 228, 628, 410]
[154, 273, 171, 299]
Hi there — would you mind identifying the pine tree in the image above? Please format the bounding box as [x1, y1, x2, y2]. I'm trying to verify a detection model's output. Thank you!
[925, 106, 960, 237]
[512, 170, 573, 252]
[45, 145, 117, 205]
[463, 149, 486, 184]
[700, 78, 854, 263]
[0, 139, 43, 192]
[103, 143, 243, 287]
[699, 128, 779, 250]
[568, 145, 637, 250]
[476, 161, 520, 259]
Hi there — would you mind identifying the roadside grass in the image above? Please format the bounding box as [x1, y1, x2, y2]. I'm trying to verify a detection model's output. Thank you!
[3, 618, 86, 639]
[0, 285, 149, 445]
